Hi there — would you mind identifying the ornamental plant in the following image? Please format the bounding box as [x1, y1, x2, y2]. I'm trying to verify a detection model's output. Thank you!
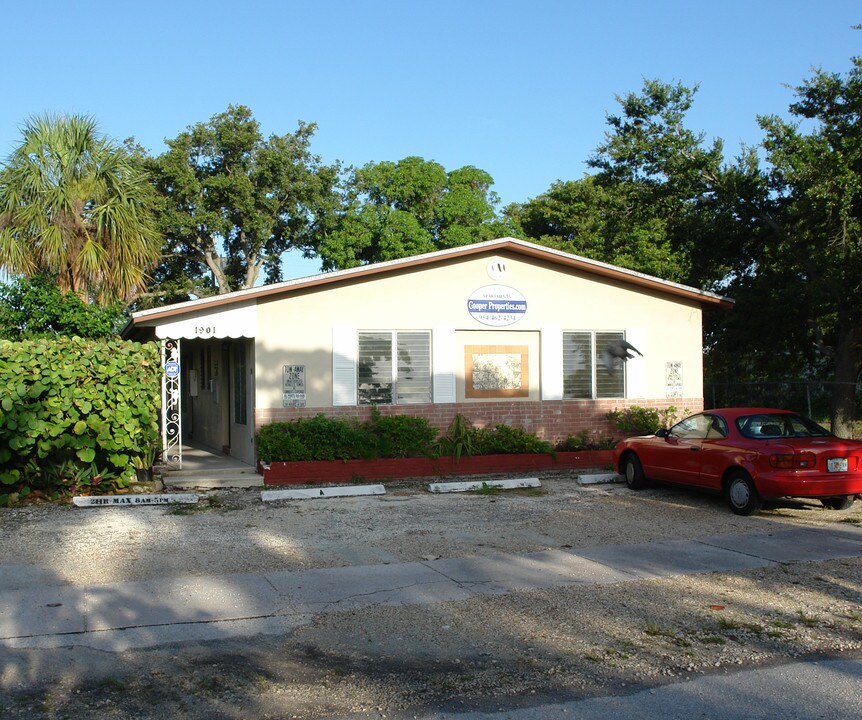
[606, 405, 682, 436]
[470, 423, 555, 456]
[0, 337, 162, 505]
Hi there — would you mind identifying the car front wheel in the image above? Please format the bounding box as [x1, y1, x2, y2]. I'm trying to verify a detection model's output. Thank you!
[725, 471, 762, 516]
[623, 453, 647, 490]
[821, 496, 856, 511]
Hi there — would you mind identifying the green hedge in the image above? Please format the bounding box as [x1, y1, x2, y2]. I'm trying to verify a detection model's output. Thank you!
[256, 412, 554, 463]
[257, 410, 438, 463]
[0, 337, 162, 504]
[256, 414, 373, 462]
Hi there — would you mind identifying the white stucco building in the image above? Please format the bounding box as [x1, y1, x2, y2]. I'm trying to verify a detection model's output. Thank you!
[123, 238, 733, 467]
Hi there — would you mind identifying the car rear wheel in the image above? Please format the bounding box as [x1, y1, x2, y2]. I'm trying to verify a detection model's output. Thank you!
[623, 453, 647, 490]
[725, 471, 762, 516]
[821, 496, 856, 511]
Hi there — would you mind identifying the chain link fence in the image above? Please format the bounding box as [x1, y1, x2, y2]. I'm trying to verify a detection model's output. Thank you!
[704, 380, 861, 425]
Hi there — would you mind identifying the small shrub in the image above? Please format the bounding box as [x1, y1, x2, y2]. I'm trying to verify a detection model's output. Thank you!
[607, 406, 662, 435]
[256, 415, 373, 463]
[607, 405, 683, 436]
[472, 424, 555, 456]
[556, 430, 616, 451]
[469, 482, 500, 495]
[369, 408, 437, 458]
[295, 414, 372, 461]
[255, 424, 308, 463]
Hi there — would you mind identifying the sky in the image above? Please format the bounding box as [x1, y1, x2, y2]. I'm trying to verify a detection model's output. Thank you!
[2, 1, 859, 279]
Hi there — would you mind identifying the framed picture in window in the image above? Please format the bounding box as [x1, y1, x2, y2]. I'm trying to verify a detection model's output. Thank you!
[465, 345, 529, 398]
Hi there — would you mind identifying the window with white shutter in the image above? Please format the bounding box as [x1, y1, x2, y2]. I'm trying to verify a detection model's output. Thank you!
[357, 331, 431, 405]
[563, 330, 626, 399]
[432, 327, 456, 403]
[332, 326, 357, 406]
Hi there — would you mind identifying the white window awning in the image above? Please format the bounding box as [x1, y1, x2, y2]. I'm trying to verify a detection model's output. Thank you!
[154, 301, 257, 340]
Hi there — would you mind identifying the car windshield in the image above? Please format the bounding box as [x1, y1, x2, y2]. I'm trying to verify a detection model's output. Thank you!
[669, 414, 727, 440]
[736, 413, 832, 439]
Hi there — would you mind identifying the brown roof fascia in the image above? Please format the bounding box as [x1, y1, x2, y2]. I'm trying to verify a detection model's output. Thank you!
[126, 239, 733, 330]
[502, 243, 735, 308]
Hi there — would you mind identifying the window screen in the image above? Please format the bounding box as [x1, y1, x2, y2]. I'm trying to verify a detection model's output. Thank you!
[358, 331, 431, 405]
[563, 330, 626, 399]
[596, 331, 625, 399]
[397, 332, 431, 404]
[563, 332, 592, 399]
[358, 332, 393, 405]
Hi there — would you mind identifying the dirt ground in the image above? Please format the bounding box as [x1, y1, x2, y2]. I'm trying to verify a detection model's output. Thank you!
[1, 474, 861, 719]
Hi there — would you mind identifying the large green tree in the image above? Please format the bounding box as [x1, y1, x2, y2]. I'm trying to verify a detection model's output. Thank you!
[562, 68, 862, 435]
[508, 80, 733, 285]
[149, 105, 341, 296]
[316, 157, 509, 270]
[0, 114, 161, 304]
[506, 174, 688, 282]
[0, 275, 125, 339]
[753, 56, 862, 435]
[509, 79, 824, 413]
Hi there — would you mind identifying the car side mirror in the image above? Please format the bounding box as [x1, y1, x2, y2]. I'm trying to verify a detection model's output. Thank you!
[655, 428, 670, 438]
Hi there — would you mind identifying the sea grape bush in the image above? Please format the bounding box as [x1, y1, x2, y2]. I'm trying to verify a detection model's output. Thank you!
[0, 337, 162, 505]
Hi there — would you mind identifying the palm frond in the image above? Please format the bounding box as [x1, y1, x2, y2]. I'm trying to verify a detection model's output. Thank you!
[0, 113, 162, 304]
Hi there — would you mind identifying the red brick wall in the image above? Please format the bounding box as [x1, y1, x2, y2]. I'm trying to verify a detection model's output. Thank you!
[255, 397, 703, 444]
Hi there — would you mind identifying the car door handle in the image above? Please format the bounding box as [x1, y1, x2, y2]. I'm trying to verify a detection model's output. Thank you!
[690, 447, 700, 452]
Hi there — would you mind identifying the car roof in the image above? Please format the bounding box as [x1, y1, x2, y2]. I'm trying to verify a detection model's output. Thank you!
[703, 408, 797, 419]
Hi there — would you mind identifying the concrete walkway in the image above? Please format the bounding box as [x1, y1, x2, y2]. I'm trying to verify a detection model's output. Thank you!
[1, 525, 860, 653]
[161, 443, 261, 489]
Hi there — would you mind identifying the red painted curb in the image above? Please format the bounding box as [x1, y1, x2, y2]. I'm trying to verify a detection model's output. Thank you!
[261, 451, 613, 486]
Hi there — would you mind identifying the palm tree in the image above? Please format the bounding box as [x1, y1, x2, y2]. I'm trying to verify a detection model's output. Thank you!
[0, 114, 161, 304]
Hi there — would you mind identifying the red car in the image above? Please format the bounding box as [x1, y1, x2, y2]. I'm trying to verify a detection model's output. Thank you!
[613, 408, 862, 515]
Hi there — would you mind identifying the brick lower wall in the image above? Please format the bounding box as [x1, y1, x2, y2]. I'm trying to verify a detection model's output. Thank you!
[255, 397, 703, 444]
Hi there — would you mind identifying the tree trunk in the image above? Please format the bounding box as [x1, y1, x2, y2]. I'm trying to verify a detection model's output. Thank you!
[830, 325, 860, 438]
[203, 249, 230, 294]
[243, 252, 261, 289]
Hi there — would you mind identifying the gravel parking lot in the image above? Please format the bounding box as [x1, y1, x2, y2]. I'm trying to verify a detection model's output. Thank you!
[1, 474, 861, 719]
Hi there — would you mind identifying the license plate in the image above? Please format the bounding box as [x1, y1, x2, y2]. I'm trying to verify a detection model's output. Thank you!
[827, 458, 849, 472]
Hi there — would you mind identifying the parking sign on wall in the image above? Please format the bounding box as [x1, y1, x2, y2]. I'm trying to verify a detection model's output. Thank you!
[283, 365, 306, 407]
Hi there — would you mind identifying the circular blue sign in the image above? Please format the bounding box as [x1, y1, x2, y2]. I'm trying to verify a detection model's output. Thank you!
[164, 360, 181, 379]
